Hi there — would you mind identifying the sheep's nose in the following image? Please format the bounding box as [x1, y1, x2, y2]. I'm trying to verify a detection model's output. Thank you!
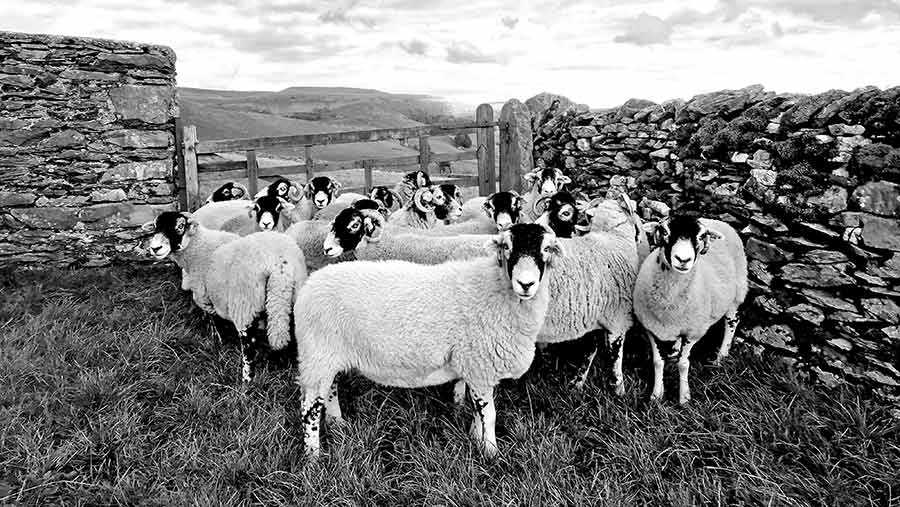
[518, 280, 535, 292]
[149, 245, 162, 254]
[673, 254, 690, 264]
[324, 246, 335, 256]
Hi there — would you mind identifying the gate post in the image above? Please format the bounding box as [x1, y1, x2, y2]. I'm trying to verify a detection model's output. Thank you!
[476, 103, 496, 196]
[498, 99, 533, 193]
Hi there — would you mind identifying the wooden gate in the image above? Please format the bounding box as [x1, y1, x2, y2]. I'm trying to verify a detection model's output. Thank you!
[175, 103, 507, 211]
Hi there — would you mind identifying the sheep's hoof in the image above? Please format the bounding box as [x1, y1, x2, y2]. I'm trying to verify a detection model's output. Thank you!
[568, 377, 586, 391]
[453, 383, 467, 406]
[649, 392, 663, 403]
[481, 442, 499, 459]
[612, 383, 625, 397]
[325, 415, 346, 427]
[678, 395, 691, 405]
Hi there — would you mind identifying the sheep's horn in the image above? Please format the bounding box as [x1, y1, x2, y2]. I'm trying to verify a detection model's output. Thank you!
[574, 224, 593, 233]
[413, 188, 434, 213]
[533, 195, 551, 216]
[232, 182, 249, 199]
[359, 209, 385, 243]
[387, 189, 403, 210]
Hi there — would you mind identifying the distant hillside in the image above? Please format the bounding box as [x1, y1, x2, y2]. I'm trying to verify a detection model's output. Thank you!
[178, 86, 457, 139]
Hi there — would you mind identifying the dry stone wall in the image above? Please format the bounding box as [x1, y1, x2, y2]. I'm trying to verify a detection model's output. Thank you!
[0, 31, 178, 268]
[533, 84, 900, 401]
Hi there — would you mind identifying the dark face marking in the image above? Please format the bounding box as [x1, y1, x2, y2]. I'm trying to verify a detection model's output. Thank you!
[434, 184, 463, 221]
[404, 170, 432, 189]
[307, 176, 338, 207]
[485, 191, 522, 228]
[504, 223, 550, 281]
[369, 186, 395, 209]
[659, 215, 703, 268]
[546, 192, 579, 239]
[211, 182, 236, 202]
[253, 195, 284, 230]
[148, 211, 191, 257]
[266, 178, 292, 199]
[330, 207, 369, 252]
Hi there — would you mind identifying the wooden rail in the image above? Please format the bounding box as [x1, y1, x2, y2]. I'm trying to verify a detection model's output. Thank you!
[176, 103, 525, 211]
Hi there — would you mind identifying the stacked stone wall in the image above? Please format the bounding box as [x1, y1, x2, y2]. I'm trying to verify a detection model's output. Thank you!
[0, 31, 178, 268]
[533, 84, 900, 400]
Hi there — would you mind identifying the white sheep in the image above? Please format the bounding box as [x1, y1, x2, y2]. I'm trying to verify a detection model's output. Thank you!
[425, 191, 526, 235]
[143, 211, 308, 382]
[294, 223, 565, 458]
[205, 181, 250, 204]
[391, 170, 432, 207]
[633, 215, 748, 404]
[450, 194, 649, 399]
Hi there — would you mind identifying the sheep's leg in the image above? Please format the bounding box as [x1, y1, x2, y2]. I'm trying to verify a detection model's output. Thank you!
[716, 309, 739, 365]
[324, 379, 344, 424]
[468, 385, 498, 458]
[677, 338, 698, 405]
[647, 333, 666, 402]
[237, 328, 259, 383]
[300, 379, 330, 458]
[452, 380, 468, 405]
[570, 332, 600, 390]
[608, 331, 626, 397]
[210, 315, 234, 347]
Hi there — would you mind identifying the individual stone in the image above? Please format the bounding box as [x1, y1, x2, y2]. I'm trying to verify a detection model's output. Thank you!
[714, 183, 740, 196]
[782, 89, 847, 127]
[656, 161, 670, 173]
[748, 260, 773, 285]
[745, 237, 794, 263]
[801, 288, 858, 312]
[750, 168, 777, 186]
[90, 188, 128, 202]
[649, 148, 670, 159]
[59, 68, 120, 81]
[95, 52, 173, 72]
[613, 152, 632, 169]
[731, 152, 749, 164]
[641, 198, 670, 217]
[815, 134, 835, 144]
[576, 138, 590, 151]
[800, 249, 850, 264]
[747, 150, 773, 170]
[850, 181, 900, 217]
[570, 126, 598, 138]
[104, 129, 172, 148]
[108, 85, 176, 124]
[832, 135, 870, 163]
[746, 324, 797, 353]
[827, 124, 865, 136]
[754, 295, 784, 314]
[39, 129, 86, 148]
[787, 303, 825, 325]
[8, 207, 80, 229]
[830, 311, 882, 324]
[807, 186, 848, 215]
[861, 299, 900, 324]
[751, 214, 789, 233]
[79, 203, 176, 228]
[781, 263, 855, 287]
[0, 191, 37, 207]
[855, 271, 888, 287]
[865, 370, 900, 387]
[100, 160, 173, 182]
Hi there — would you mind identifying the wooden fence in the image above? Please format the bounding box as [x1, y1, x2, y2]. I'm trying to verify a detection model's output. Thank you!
[175, 102, 520, 211]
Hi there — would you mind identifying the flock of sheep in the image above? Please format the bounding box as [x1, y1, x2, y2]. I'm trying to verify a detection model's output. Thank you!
[141, 167, 748, 458]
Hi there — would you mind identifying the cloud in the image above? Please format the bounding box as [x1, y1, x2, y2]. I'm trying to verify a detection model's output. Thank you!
[398, 39, 428, 56]
[613, 13, 672, 46]
[446, 41, 503, 64]
[772, 21, 784, 37]
[501, 16, 519, 29]
[318, 9, 376, 28]
[210, 26, 351, 63]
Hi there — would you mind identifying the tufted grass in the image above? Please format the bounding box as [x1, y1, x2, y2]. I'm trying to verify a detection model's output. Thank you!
[1, 266, 898, 506]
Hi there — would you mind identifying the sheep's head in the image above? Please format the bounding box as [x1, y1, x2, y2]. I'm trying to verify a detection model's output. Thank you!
[533, 191, 579, 238]
[486, 223, 565, 300]
[208, 181, 248, 203]
[369, 185, 401, 213]
[643, 215, 723, 274]
[305, 176, 341, 209]
[323, 207, 385, 258]
[434, 184, 463, 223]
[141, 211, 198, 259]
[266, 177, 301, 203]
[403, 170, 432, 189]
[523, 167, 571, 197]
[482, 190, 525, 231]
[250, 195, 291, 231]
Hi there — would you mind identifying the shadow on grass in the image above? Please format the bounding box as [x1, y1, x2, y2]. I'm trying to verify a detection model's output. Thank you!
[0, 266, 897, 506]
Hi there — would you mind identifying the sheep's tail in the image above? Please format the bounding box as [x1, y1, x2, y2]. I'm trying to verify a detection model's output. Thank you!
[265, 259, 295, 350]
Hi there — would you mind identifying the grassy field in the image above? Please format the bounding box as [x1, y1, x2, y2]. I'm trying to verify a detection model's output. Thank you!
[1, 266, 898, 506]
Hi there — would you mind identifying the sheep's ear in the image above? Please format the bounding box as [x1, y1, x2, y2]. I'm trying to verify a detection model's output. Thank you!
[303, 182, 314, 199]
[699, 228, 724, 255]
[481, 198, 494, 217]
[514, 195, 527, 211]
[556, 174, 572, 186]
[140, 220, 156, 233]
[543, 234, 566, 262]
[416, 172, 428, 188]
[642, 221, 664, 246]
[522, 171, 539, 184]
[329, 179, 342, 196]
[483, 234, 508, 266]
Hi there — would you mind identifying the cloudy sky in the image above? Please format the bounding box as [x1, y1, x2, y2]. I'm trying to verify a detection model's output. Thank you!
[3, 0, 900, 111]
